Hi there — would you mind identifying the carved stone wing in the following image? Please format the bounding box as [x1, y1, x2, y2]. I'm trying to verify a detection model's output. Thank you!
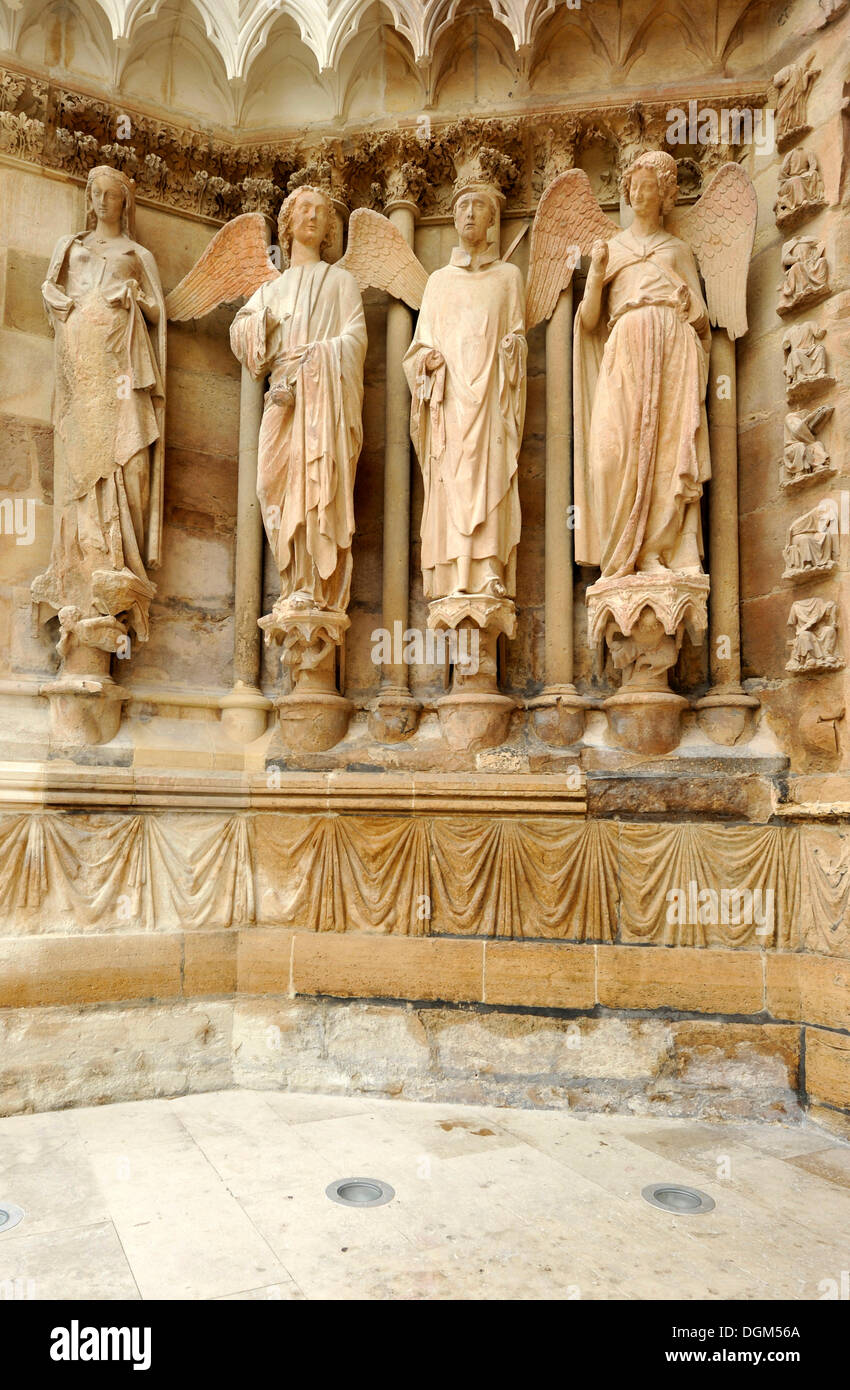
[667, 163, 757, 341]
[165, 212, 278, 321]
[337, 208, 427, 310]
[525, 169, 619, 330]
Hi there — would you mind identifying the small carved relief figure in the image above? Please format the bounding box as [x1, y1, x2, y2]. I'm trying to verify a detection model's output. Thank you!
[782, 405, 833, 487]
[773, 54, 820, 150]
[32, 165, 165, 678]
[563, 154, 755, 578]
[777, 236, 829, 315]
[782, 498, 838, 578]
[403, 187, 527, 600]
[774, 149, 825, 228]
[783, 320, 831, 398]
[787, 596, 842, 672]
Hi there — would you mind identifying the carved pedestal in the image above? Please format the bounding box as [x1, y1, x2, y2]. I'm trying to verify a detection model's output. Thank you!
[259, 600, 353, 752]
[429, 595, 517, 751]
[588, 573, 709, 755]
[39, 609, 132, 746]
[527, 686, 587, 747]
[368, 687, 421, 744]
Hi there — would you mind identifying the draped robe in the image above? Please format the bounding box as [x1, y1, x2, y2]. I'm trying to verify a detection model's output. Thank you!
[32, 233, 165, 642]
[230, 261, 367, 610]
[403, 251, 527, 600]
[573, 227, 712, 578]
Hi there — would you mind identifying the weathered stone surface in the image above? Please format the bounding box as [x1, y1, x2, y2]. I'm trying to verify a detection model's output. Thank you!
[0, 1002, 231, 1116]
[804, 1028, 850, 1111]
[484, 941, 595, 1009]
[597, 946, 764, 1015]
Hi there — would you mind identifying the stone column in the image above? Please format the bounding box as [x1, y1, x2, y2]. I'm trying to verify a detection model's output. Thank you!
[695, 330, 759, 744]
[529, 286, 586, 745]
[220, 219, 274, 743]
[369, 197, 421, 742]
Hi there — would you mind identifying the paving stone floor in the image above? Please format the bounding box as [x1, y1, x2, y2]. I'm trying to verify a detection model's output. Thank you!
[1, 1089, 848, 1300]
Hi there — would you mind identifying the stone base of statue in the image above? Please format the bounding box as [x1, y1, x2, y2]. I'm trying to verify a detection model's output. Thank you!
[220, 681, 272, 743]
[368, 686, 421, 744]
[260, 600, 353, 752]
[40, 667, 129, 747]
[39, 616, 132, 746]
[588, 572, 710, 756]
[429, 594, 517, 752]
[528, 685, 588, 747]
[694, 689, 761, 746]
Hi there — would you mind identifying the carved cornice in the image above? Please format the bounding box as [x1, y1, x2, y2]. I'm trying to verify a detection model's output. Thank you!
[0, 62, 768, 225]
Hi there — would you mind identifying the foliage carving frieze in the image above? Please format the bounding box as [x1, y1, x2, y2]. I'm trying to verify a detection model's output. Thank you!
[0, 63, 766, 225]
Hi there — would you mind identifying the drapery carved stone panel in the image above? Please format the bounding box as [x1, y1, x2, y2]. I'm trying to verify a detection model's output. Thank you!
[1, 811, 847, 954]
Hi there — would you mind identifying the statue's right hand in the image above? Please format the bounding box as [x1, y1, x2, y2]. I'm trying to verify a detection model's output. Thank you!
[590, 240, 609, 273]
[424, 350, 444, 373]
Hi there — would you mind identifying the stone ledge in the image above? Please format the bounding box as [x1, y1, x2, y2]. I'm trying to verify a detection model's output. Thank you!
[0, 764, 586, 816]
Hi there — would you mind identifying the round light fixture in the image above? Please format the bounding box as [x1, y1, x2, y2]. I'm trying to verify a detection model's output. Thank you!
[0, 1203, 25, 1234]
[642, 1183, 715, 1214]
[326, 1178, 395, 1208]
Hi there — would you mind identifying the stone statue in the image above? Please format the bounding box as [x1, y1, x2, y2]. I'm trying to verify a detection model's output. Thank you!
[773, 54, 820, 150]
[167, 189, 368, 750]
[773, 149, 825, 229]
[229, 187, 367, 621]
[777, 236, 829, 315]
[781, 405, 833, 488]
[567, 153, 754, 579]
[783, 498, 838, 578]
[402, 187, 527, 604]
[548, 153, 756, 752]
[787, 597, 842, 673]
[783, 320, 831, 398]
[336, 175, 583, 748]
[32, 165, 166, 744]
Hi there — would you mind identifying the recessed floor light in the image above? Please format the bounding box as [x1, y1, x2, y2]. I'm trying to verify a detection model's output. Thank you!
[0, 1203, 25, 1234]
[642, 1183, 715, 1214]
[326, 1178, 395, 1208]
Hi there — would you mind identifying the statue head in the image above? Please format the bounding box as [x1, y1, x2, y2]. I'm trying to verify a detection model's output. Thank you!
[85, 165, 136, 237]
[453, 186, 499, 248]
[622, 151, 678, 218]
[278, 185, 335, 260]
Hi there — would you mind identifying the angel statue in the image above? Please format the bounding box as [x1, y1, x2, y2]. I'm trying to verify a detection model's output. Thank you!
[169, 186, 367, 646]
[32, 165, 165, 695]
[556, 151, 756, 580]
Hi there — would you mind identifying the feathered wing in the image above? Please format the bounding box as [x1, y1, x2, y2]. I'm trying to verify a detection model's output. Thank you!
[667, 163, 757, 341]
[165, 213, 278, 321]
[337, 208, 427, 310]
[525, 169, 618, 330]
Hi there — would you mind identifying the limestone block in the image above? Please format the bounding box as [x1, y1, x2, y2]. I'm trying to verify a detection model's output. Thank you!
[1, 249, 50, 336]
[0, 416, 36, 490]
[164, 366, 239, 460]
[184, 930, 238, 997]
[0, 933, 182, 1007]
[237, 927, 296, 994]
[0, 1001, 232, 1116]
[804, 1027, 850, 1111]
[292, 934, 485, 1004]
[0, 330, 53, 424]
[0, 167, 82, 258]
[164, 448, 237, 538]
[483, 941, 595, 1009]
[597, 945, 764, 1014]
[767, 952, 850, 1030]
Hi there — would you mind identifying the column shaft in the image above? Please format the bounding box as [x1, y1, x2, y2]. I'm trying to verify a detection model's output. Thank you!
[544, 287, 574, 688]
[381, 202, 416, 690]
[707, 331, 742, 691]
